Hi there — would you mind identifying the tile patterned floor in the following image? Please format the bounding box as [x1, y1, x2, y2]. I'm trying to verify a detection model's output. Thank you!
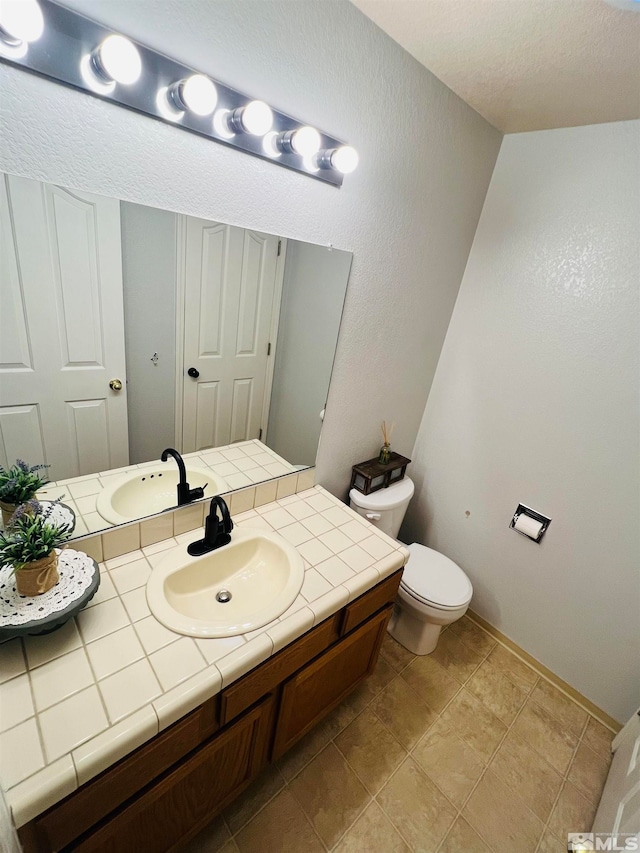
[182, 616, 614, 853]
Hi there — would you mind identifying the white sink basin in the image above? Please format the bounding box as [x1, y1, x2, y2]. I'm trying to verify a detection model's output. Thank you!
[96, 466, 227, 525]
[146, 528, 305, 638]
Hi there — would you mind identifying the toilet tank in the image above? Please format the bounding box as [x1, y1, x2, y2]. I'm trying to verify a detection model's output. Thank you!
[349, 477, 415, 539]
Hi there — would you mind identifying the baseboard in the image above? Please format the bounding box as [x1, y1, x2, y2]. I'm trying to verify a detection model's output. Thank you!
[467, 609, 622, 734]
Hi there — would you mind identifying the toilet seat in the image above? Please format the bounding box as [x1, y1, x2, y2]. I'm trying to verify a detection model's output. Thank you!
[401, 543, 472, 611]
[400, 583, 469, 612]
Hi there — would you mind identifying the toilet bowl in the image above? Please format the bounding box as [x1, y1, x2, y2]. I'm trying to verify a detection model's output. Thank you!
[349, 477, 473, 655]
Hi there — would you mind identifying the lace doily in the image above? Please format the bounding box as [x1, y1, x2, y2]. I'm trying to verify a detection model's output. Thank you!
[0, 549, 98, 627]
[39, 501, 76, 533]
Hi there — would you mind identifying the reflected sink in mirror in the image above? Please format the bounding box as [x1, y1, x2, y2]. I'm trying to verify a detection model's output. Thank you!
[96, 466, 227, 525]
[146, 528, 305, 638]
[1, 170, 353, 541]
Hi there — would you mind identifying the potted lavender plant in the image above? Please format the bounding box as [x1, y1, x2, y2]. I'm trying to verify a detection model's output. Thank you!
[0, 460, 50, 526]
[0, 501, 72, 596]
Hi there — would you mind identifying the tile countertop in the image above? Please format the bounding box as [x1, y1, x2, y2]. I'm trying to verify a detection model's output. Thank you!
[0, 486, 409, 828]
[35, 439, 297, 538]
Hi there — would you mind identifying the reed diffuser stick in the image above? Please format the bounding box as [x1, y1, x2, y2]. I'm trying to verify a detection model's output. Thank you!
[379, 421, 392, 464]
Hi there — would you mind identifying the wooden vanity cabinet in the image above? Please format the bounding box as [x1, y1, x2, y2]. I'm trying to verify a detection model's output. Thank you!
[72, 695, 276, 853]
[273, 604, 392, 759]
[18, 569, 402, 853]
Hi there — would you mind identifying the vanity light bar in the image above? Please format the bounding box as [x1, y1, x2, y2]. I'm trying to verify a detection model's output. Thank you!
[0, 0, 358, 187]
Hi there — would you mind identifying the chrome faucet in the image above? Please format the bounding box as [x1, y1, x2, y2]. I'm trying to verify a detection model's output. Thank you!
[160, 448, 205, 507]
[188, 496, 234, 557]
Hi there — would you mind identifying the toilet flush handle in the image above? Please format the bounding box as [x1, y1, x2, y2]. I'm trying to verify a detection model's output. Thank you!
[365, 512, 381, 521]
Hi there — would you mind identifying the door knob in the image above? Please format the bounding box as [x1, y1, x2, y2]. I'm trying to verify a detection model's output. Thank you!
[109, 379, 123, 391]
[188, 368, 200, 379]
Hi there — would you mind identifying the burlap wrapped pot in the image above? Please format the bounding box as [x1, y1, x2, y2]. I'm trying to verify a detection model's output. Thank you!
[15, 551, 59, 596]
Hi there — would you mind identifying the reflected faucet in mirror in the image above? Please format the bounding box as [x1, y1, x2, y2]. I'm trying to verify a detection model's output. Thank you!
[161, 448, 206, 507]
[188, 496, 233, 557]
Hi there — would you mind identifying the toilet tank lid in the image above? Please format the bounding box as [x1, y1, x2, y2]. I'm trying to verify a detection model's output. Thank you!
[403, 543, 472, 608]
[349, 477, 414, 511]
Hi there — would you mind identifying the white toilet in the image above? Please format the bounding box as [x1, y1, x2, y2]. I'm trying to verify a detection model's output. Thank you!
[349, 477, 473, 655]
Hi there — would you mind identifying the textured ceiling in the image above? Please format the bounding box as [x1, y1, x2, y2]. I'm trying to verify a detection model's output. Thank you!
[351, 0, 640, 132]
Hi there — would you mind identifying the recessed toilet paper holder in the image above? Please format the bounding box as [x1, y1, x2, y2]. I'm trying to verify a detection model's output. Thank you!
[510, 503, 552, 543]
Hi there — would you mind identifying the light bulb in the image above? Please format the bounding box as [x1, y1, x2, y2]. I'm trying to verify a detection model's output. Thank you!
[332, 146, 359, 174]
[290, 126, 321, 157]
[156, 86, 183, 122]
[80, 53, 115, 94]
[0, 0, 44, 45]
[93, 34, 141, 85]
[180, 74, 217, 116]
[239, 100, 273, 135]
[213, 108, 235, 139]
[225, 100, 274, 136]
[262, 131, 281, 158]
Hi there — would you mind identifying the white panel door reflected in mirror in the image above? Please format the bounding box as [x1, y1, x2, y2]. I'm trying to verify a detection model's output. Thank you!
[0, 172, 352, 538]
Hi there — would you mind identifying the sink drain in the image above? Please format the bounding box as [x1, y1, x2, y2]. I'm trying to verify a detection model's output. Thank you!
[216, 589, 232, 603]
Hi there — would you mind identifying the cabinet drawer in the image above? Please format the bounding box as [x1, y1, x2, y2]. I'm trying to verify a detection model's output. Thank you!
[20, 694, 220, 853]
[220, 613, 340, 725]
[71, 695, 275, 853]
[341, 569, 402, 636]
[272, 605, 393, 759]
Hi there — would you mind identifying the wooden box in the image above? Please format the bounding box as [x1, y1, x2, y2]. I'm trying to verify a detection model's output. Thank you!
[350, 452, 411, 495]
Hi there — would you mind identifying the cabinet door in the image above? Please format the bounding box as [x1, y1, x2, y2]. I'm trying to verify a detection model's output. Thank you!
[73, 695, 275, 853]
[272, 606, 393, 760]
[21, 696, 220, 853]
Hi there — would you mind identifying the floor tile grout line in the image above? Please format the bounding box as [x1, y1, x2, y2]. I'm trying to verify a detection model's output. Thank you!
[467, 615, 616, 734]
[528, 678, 592, 735]
[357, 669, 467, 852]
[495, 664, 591, 847]
[371, 778, 429, 852]
[474, 646, 540, 698]
[324, 797, 373, 852]
[286, 751, 369, 853]
[298, 673, 425, 852]
[438, 633, 553, 848]
[389, 617, 595, 846]
[333, 723, 407, 801]
[223, 770, 288, 844]
[479, 641, 596, 845]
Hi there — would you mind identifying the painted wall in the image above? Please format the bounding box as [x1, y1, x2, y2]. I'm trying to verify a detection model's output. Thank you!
[120, 202, 177, 464]
[403, 121, 640, 723]
[268, 241, 352, 467]
[0, 0, 501, 497]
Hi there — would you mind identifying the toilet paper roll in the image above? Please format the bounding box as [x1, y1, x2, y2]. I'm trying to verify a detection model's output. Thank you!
[514, 513, 543, 539]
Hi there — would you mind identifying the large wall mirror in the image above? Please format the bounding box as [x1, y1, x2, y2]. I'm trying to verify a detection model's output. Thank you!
[0, 172, 352, 539]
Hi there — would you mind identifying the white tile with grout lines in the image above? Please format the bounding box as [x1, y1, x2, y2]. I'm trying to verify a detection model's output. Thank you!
[76, 597, 130, 644]
[98, 659, 162, 723]
[1, 483, 408, 826]
[30, 647, 94, 712]
[0, 672, 33, 731]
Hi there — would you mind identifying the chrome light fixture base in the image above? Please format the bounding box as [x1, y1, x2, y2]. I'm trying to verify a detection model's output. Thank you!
[0, 0, 354, 187]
